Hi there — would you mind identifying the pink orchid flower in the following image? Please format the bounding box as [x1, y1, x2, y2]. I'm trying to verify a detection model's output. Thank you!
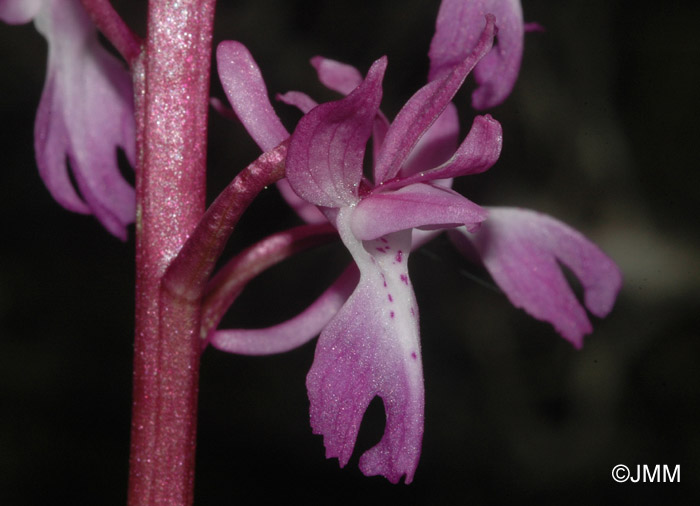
[214, 15, 500, 484]
[283, 17, 500, 483]
[1, 0, 135, 238]
[211, 0, 620, 484]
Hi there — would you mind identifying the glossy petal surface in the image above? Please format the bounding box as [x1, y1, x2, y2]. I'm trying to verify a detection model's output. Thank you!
[452, 207, 622, 347]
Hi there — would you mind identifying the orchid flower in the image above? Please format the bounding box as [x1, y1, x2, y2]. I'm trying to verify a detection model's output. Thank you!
[214, 0, 620, 351]
[212, 15, 500, 483]
[283, 17, 500, 483]
[208, 1, 621, 484]
[1, 0, 135, 238]
[210, 0, 527, 352]
[2, 0, 625, 496]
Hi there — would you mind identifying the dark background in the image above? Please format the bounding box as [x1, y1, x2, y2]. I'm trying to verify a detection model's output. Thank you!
[1, 0, 699, 504]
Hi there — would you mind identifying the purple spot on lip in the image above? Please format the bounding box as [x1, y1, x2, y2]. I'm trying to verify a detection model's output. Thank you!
[380, 237, 388, 244]
[388, 294, 393, 302]
[410, 307, 415, 316]
[395, 250, 403, 263]
[376, 246, 385, 253]
[400, 274, 408, 285]
[381, 273, 387, 287]
[411, 352, 417, 359]
[390, 311, 395, 319]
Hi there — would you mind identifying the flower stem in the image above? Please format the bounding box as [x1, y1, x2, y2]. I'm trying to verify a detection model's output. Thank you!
[79, 0, 142, 65]
[201, 222, 337, 344]
[128, 0, 216, 504]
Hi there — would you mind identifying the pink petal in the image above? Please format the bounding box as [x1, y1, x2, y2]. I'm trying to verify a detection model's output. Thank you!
[352, 183, 487, 241]
[272, 92, 330, 223]
[286, 57, 387, 208]
[276, 90, 318, 114]
[374, 14, 496, 183]
[34, 0, 135, 239]
[389, 114, 502, 190]
[451, 207, 622, 347]
[0, 0, 41, 24]
[210, 265, 357, 355]
[429, 0, 524, 110]
[276, 179, 328, 224]
[210, 97, 239, 121]
[398, 103, 460, 179]
[370, 111, 391, 173]
[217, 41, 289, 151]
[311, 56, 364, 95]
[216, 45, 327, 223]
[308, 209, 424, 483]
[307, 57, 391, 172]
[306, 57, 392, 183]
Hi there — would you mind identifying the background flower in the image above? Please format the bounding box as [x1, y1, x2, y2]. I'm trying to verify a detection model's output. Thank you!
[2, 0, 136, 239]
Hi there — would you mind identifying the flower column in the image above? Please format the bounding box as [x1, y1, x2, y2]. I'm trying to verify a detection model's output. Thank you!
[129, 0, 215, 504]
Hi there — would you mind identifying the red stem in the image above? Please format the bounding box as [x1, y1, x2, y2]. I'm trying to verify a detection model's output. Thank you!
[80, 0, 142, 65]
[162, 142, 289, 304]
[128, 0, 216, 504]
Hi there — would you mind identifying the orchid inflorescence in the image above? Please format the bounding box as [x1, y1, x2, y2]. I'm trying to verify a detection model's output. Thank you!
[2, 0, 621, 495]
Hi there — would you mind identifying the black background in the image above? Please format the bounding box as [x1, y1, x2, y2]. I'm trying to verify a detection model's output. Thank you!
[1, 1, 698, 504]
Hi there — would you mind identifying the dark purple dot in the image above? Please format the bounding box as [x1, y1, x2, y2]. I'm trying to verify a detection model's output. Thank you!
[400, 274, 408, 285]
[395, 250, 403, 263]
[388, 294, 393, 302]
[390, 311, 395, 319]
[411, 352, 417, 360]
